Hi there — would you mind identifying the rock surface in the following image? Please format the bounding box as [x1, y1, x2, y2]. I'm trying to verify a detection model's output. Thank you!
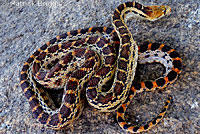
[0, 0, 199, 134]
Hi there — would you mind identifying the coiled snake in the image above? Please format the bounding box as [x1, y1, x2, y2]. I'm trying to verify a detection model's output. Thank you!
[20, 1, 182, 133]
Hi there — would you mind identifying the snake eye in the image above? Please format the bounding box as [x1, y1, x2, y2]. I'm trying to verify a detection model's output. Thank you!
[163, 6, 171, 15]
[163, 9, 167, 14]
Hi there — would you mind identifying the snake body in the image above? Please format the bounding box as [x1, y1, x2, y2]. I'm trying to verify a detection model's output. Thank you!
[20, 1, 182, 133]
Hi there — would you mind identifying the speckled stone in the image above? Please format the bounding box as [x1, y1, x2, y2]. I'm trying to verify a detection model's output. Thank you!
[0, 0, 199, 134]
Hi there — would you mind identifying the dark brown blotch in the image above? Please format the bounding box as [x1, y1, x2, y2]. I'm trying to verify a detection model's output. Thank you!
[66, 80, 78, 90]
[33, 50, 40, 57]
[103, 46, 115, 55]
[117, 106, 124, 113]
[117, 71, 127, 83]
[24, 88, 35, 99]
[48, 113, 60, 126]
[26, 57, 34, 64]
[122, 35, 130, 44]
[133, 127, 140, 132]
[36, 52, 46, 61]
[39, 112, 49, 124]
[144, 81, 153, 89]
[96, 66, 110, 76]
[142, 7, 150, 15]
[97, 39, 106, 48]
[117, 3, 125, 12]
[49, 38, 57, 44]
[167, 71, 177, 81]
[20, 73, 27, 81]
[21, 81, 30, 91]
[63, 53, 73, 64]
[71, 70, 87, 80]
[113, 10, 120, 20]
[114, 82, 124, 96]
[135, 2, 142, 10]
[64, 93, 76, 104]
[105, 55, 116, 65]
[114, 21, 124, 27]
[47, 58, 59, 69]
[151, 43, 160, 51]
[74, 38, 85, 46]
[161, 45, 171, 52]
[70, 30, 78, 36]
[60, 105, 71, 121]
[85, 50, 95, 59]
[156, 78, 166, 87]
[74, 48, 86, 57]
[120, 45, 130, 59]
[119, 27, 128, 35]
[62, 42, 72, 49]
[48, 45, 59, 53]
[139, 44, 148, 53]
[117, 116, 124, 122]
[29, 98, 39, 109]
[105, 28, 113, 34]
[87, 36, 98, 44]
[37, 72, 47, 80]
[82, 58, 95, 68]
[118, 60, 127, 70]
[170, 51, 180, 58]
[96, 27, 104, 33]
[112, 32, 119, 42]
[173, 60, 182, 70]
[91, 27, 98, 33]
[47, 54, 52, 58]
[97, 93, 113, 104]
[160, 107, 167, 113]
[87, 88, 97, 99]
[87, 77, 100, 87]
[144, 124, 149, 130]
[131, 82, 141, 91]
[80, 28, 89, 34]
[32, 106, 43, 119]
[60, 33, 68, 39]
[152, 118, 157, 125]
[125, 2, 133, 7]
[32, 62, 41, 74]
[48, 63, 62, 78]
[22, 64, 29, 72]
[40, 44, 48, 50]
[124, 10, 131, 16]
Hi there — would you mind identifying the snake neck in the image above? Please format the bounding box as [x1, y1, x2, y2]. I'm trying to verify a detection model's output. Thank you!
[112, 2, 171, 25]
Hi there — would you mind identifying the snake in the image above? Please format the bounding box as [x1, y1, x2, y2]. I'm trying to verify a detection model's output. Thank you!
[20, 1, 182, 133]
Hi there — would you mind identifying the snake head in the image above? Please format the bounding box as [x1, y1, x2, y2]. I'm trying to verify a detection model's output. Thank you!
[146, 5, 171, 21]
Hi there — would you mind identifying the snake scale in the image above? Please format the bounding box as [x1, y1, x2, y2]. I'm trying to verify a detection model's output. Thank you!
[20, 1, 182, 133]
